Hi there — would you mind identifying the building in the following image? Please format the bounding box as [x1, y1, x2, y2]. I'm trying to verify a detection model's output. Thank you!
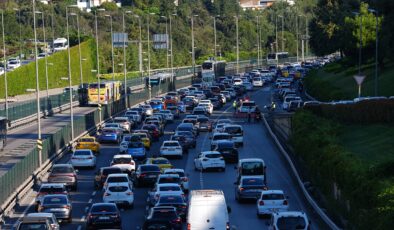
[77, 0, 122, 12]
[239, 0, 294, 10]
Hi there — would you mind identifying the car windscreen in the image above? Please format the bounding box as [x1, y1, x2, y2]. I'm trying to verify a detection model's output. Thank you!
[39, 187, 65, 193]
[43, 196, 67, 205]
[102, 168, 122, 176]
[159, 177, 180, 184]
[197, 117, 209, 123]
[79, 138, 94, 142]
[113, 158, 131, 164]
[52, 166, 73, 173]
[218, 142, 234, 149]
[73, 150, 91, 156]
[103, 129, 116, 134]
[158, 195, 184, 204]
[213, 134, 230, 140]
[242, 102, 256, 107]
[19, 223, 49, 230]
[242, 178, 264, 186]
[241, 162, 265, 175]
[107, 176, 128, 183]
[205, 154, 221, 158]
[91, 205, 117, 213]
[277, 217, 306, 230]
[224, 126, 242, 134]
[165, 171, 185, 177]
[152, 159, 169, 164]
[159, 186, 181, 192]
[108, 186, 129, 192]
[262, 193, 285, 200]
[141, 165, 161, 172]
[129, 142, 143, 148]
[163, 142, 179, 147]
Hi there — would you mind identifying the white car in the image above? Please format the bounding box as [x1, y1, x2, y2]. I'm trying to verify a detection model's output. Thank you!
[268, 211, 310, 230]
[125, 110, 142, 123]
[223, 125, 244, 147]
[0, 67, 4, 75]
[103, 182, 134, 208]
[192, 106, 208, 116]
[210, 133, 232, 150]
[70, 149, 96, 168]
[158, 110, 174, 122]
[26, 213, 59, 230]
[103, 173, 133, 190]
[213, 123, 226, 133]
[103, 123, 124, 133]
[282, 96, 301, 110]
[257, 190, 289, 217]
[35, 183, 68, 209]
[194, 151, 226, 171]
[110, 154, 136, 174]
[198, 102, 213, 114]
[238, 101, 257, 113]
[233, 78, 243, 85]
[253, 77, 264, 87]
[217, 119, 233, 125]
[113, 117, 132, 132]
[119, 135, 133, 153]
[7, 58, 21, 70]
[163, 168, 189, 192]
[148, 183, 185, 206]
[160, 141, 183, 158]
[142, 104, 153, 116]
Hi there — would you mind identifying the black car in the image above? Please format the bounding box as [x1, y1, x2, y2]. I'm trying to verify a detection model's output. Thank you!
[171, 135, 190, 152]
[176, 123, 198, 137]
[142, 219, 174, 230]
[155, 194, 188, 220]
[209, 97, 222, 109]
[145, 206, 182, 230]
[133, 164, 161, 187]
[196, 116, 212, 132]
[94, 166, 123, 189]
[174, 131, 196, 148]
[213, 140, 239, 163]
[86, 203, 121, 229]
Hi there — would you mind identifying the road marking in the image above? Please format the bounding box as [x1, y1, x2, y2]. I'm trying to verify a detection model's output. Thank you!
[85, 206, 89, 213]
[77, 225, 82, 230]
[80, 216, 85, 221]
[12, 196, 36, 229]
[88, 199, 92, 203]
[92, 191, 96, 196]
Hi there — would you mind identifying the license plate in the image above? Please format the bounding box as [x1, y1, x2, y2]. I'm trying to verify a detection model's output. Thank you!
[50, 208, 63, 211]
[105, 134, 112, 137]
[270, 208, 279, 212]
[99, 216, 110, 220]
[148, 175, 156, 178]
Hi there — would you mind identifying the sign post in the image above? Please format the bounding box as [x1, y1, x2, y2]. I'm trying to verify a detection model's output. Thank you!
[353, 75, 366, 99]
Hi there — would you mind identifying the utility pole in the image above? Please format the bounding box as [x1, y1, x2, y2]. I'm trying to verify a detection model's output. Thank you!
[122, 10, 131, 108]
[147, 12, 155, 100]
[105, 14, 115, 81]
[281, 15, 284, 52]
[235, 15, 239, 74]
[296, 14, 299, 62]
[191, 15, 198, 78]
[66, 6, 74, 140]
[1, 11, 8, 122]
[275, 15, 278, 53]
[256, 16, 260, 67]
[213, 15, 218, 59]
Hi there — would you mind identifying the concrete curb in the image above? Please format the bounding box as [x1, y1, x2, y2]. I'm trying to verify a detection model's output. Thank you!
[262, 114, 341, 230]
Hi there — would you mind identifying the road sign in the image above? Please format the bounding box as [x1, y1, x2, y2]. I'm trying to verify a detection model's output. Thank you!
[353, 75, 366, 85]
[113, 33, 128, 48]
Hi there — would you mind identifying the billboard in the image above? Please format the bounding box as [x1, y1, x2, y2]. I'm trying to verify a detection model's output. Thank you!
[153, 34, 168, 50]
[113, 33, 128, 48]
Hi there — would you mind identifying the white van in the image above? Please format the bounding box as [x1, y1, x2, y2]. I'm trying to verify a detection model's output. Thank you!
[236, 158, 266, 183]
[187, 190, 231, 230]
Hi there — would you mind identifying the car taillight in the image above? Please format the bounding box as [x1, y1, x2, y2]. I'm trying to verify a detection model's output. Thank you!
[63, 205, 71, 209]
[37, 192, 47, 197]
[172, 217, 182, 223]
[187, 223, 191, 230]
[182, 177, 188, 182]
[259, 200, 264, 206]
[283, 200, 288, 205]
[130, 162, 135, 165]
[104, 193, 111, 196]
[140, 173, 146, 178]
[126, 191, 133, 196]
[239, 187, 244, 192]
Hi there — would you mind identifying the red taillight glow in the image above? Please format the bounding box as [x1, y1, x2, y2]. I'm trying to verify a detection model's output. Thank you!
[239, 187, 244, 192]
[187, 223, 191, 230]
[283, 200, 288, 205]
[140, 173, 146, 178]
[182, 177, 188, 182]
[126, 191, 133, 196]
[104, 193, 111, 196]
[259, 200, 264, 206]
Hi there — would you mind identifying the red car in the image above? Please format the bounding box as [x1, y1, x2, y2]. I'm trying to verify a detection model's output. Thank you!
[141, 124, 161, 141]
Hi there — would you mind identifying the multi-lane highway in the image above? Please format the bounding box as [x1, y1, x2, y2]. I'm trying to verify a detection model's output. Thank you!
[5, 84, 326, 230]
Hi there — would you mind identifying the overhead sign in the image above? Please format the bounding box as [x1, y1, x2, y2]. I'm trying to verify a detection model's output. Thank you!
[113, 33, 128, 48]
[153, 34, 168, 50]
[353, 75, 366, 86]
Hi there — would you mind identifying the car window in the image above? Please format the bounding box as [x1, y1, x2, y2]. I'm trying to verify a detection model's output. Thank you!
[213, 134, 230, 140]
[18, 223, 48, 230]
[141, 165, 160, 172]
[159, 186, 181, 192]
[113, 158, 131, 164]
[165, 171, 185, 177]
[242, 178, 264, 186]
[43, 196, 67, 205]
[205, 154, 221, 158]
[129, 142, 143, 148]
[159, 195, 184, 204]
[102, 168, 122, 176]
[52, 166, 73, 173]
[108, 186, 129, 192]
[152, 159, 169, 164]
[91, 205, 117, 213]
[159, 177, 180, 184]
[74, 150, 91, 156]
[39, 187, 66, 193]
[107, 176, 128, 183]
[277, 217, 306, 229]
[241, 162, 265, 175]
[79, 138, 94, 142]
[262, 193, 285, 200]
[224, 126, 242, 134]
[163, 142, 179, 147]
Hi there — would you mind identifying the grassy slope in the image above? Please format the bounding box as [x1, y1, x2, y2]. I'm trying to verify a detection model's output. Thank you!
[305, 60, 394, 101]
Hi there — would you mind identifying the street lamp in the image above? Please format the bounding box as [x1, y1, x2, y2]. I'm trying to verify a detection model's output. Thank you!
[32, 0, 42, 166]
[256, 15, 260, 67]
[104, 14, 115, 81]
[277, 15, 284, 52]
[213, 15, 220, 60]
[1, 10, 8, 123]
[369, 8, 379, 96]
[160, 16, 169, 71]
[234, 15, 239, 74]
[275, 15, 278, 53]
[122, 10, 132, 108]
[169, 13, 177, 91]
[94, 8, 105, 123]
[69, 12, 83, 85]
[133, 15, 143, 86]
[13, 8, 23, 59]
[147, 12, 156, 100]
[191, 14, 198, 79]
[35, 11, 50, 99]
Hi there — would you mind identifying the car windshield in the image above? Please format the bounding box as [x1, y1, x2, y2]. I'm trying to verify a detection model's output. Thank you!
[107, 176, 128, 183]
[51, 166, 73, 174]
[165, 171, 185, 177]
[79, 138, 94, 142]
[129, 142, 143, 148]
[141, 165, 160, 172]
[213, 135, 230, 140]
[197, 117, 209, 122]
[241, 162, 265, 175]
[43, 196, 67, 205]
[74, 150, 91, 156]
[218, 142, 234, 149]
[205, 153, 221, 158]
[153, 209, 177, 219]
[39, 187, 65, 193]
[19, 223, 48, 230]
[108, 186, 128, 192]
[177, 131, 193, 137]
[277, 217, 306, 230]
[102, 168, 122, 176]
[113, 157, 131, 164]
[262, 193, 285, 200]
[159, 186, 180, 192]
[163, 142, 179, 147]
[242, 178, 264, 186]
[224, 126, 242, 134]
[91, 205, 117, 213]
[103, 129, 116, 134]
[159, 177, 180, 184]
[158, 195, 184, 204]
[152, 159, 169, 164]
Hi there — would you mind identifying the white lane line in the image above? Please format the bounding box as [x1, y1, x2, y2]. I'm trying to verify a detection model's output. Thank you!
[12, 197, 36, 228]
[92, 191, 96, 196]
[85, 206, 89, 213]
[80, 215, 86, 221]
[88, 198, 92, 203]
[77, 225, 82, 230]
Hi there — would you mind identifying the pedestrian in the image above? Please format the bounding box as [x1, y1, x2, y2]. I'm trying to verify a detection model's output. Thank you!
[232, 100, 237, 113]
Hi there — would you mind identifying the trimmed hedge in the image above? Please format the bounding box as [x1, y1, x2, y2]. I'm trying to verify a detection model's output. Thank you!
[291, 111, 394, 229]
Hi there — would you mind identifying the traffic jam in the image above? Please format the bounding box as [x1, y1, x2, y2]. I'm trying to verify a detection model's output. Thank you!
[15, 65, 316, 230]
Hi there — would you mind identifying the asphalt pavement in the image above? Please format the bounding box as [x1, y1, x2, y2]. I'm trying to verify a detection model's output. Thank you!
[5, 84, 326, 230]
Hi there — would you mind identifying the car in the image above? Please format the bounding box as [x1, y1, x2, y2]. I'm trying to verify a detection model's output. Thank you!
[155, 174, 184, 192]
[75, 135, 100, 154]
[176, 123, 198, 137]
[268, 211, 311, 230]
[155, 194, 188, 220]
[257, 190, 289, 217]
[103, 173, 133, 190]
[223, 125, 244, 147]
[145, 157, 173, 172]
[15, 216, 56, 230]
[238, 101, 257, 113]
[158, 110, 175, 122]
[282, 96, 302, 110]
[141, 124, 161, 141]
[102, 123, 124, 132]
[177, 101, 186, 113]
[192, 106, 209, 116]
[243, 82, 254, 91]
[170, 134, 190, 153]
[212, 140, 239, 163]
[253, 77, 264, 87]
[234, 176, 268, 202]
[70, 149, 96, 168]
[163, 168, 189, 192]
[150, 99, 164, 112]
[194, 151, 226, 172]
[25, 213, 59, 230]
[196, 116, 212, 132]
[236, 158, 266, 183]
[112, 117, 133, 132]
[7, 58, 21, 70]
[174, 131, 196, 148]
[198, 102, 213, 114]
[131, 131, 152, 149]
[35, 183, 68, 211]
[145, 206, 182, 230]
[97, 128, 122, 144]
[145, 120, 164, 135]
[103, 182, 134, 208]
[148, 183, 185, 206]
[210, 133, 232, 150]
[93, 166, 123, 189]
[110, 154, 136, 174]
[125, 141, 146, 161]
[233, 78, 243, 85]
[160, 141, 183, 158]
[182, 118, 199, 128]
[124, 110, 142, 124]
[216, 118, 233, 125]
[141, 104, 154, 116]
[47, 164, 78, 191]
[86, 203, 122, 230]
[38, 194, 72, 223]
[133, 164, 161, 187]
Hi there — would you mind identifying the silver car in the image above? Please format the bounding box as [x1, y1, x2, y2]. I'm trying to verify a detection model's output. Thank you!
[38, 194, 72, 223]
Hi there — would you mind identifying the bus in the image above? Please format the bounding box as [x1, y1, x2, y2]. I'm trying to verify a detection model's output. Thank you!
[88, 81, 123, 105]
[201, 59, 226, 86]
[267, 52, 289, 65]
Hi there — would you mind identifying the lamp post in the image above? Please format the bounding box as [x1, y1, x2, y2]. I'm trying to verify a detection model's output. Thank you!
[256, 15, 260, 67]
[35, 11, 49, 99]
[69, 12, 83, 85]
[104, 14, 115, 81]
[32, 0, 42, 166]
[95, 8, 105, 124]
[275, 15, 278, 53]
[213, 15, 220, 59]
[13, 8, 23, 59]
[147, 12, 156, 100]
[66, 6, 75, 140]
[234, 15, 239, 74]
[277, 15, 284, 52]
[160, 16, 169, 71]
[296, 14, 299, 62]
[352, 12, 362, 75]
[1, 11, 8, 122]
[122, 10, 132, 108]
[369, 8, 379, 96]
[169, 13, 176, 91]
[191, 14, 198, 78]
[134, 15, 143, 86]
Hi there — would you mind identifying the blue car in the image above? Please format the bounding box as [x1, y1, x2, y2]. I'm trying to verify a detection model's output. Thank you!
[127, 141, 146, 161]
[150, 100, 163, 112]
[98, 128, 121, 144]
[177, 102, 186, 113]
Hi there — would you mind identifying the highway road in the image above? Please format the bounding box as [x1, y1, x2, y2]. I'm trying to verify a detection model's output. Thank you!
[4, 84, 326, 230]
